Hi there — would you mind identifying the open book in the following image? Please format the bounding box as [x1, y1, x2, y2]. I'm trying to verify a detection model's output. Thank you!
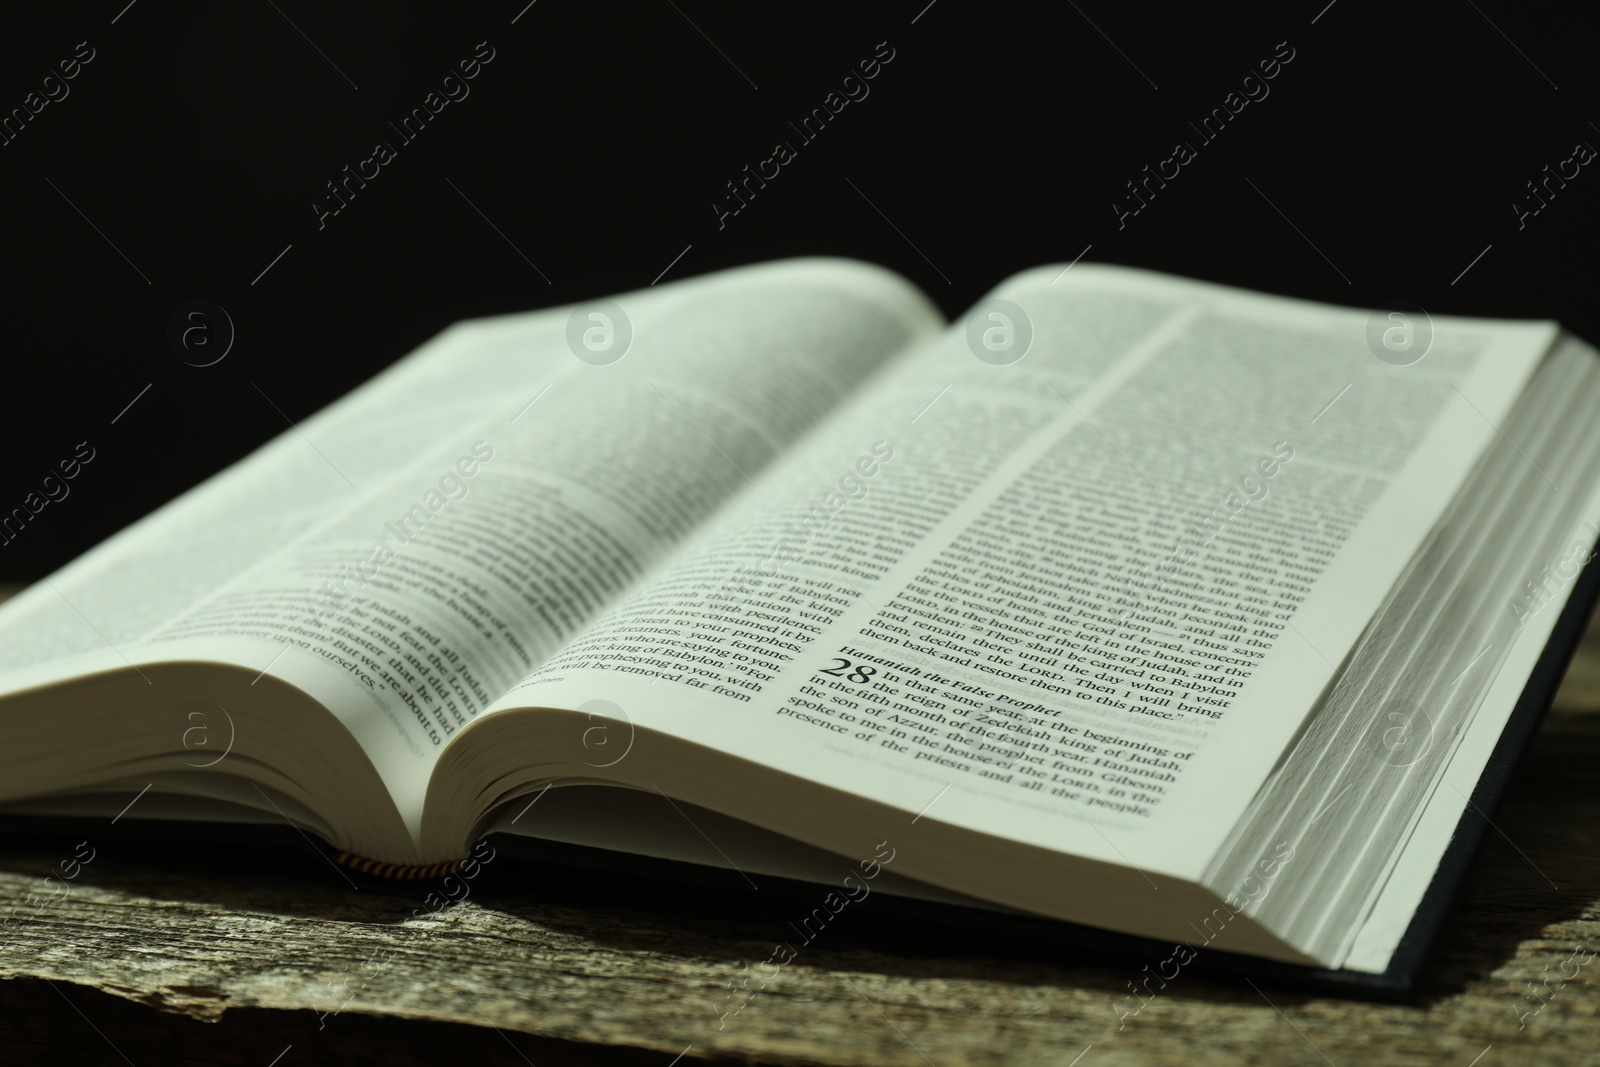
[4, 258, 1598, 982]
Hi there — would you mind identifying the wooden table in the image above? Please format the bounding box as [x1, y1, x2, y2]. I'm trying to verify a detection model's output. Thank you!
[2, 598, 1598, 1066]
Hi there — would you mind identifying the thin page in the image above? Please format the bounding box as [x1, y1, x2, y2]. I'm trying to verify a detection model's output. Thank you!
[1341, 334, 1600, 973]
[489, 264, 1555, 884]
[0, 317, 551, 682]
[0, 260, 941, 841]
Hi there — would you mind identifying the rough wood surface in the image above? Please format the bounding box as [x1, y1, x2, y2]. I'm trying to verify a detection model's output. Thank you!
[2, 609, 1598, 1065]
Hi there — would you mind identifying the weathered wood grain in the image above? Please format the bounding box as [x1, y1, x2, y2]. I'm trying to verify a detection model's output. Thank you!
[1, 608, 1597, 1066]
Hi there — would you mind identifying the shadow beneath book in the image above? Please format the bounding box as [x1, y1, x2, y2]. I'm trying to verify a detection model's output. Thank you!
[1408, 717, 1600, 1004]
[0, 718, 1591, 1013]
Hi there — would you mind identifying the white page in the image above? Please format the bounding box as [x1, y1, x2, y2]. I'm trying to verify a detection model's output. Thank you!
[0, 260, 943, 845]
[489, 264, 1555, 884]
[0, 315, 556, 677]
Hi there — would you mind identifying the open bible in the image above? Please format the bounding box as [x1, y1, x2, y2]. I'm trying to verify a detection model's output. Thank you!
[3, 258, 1598, 985]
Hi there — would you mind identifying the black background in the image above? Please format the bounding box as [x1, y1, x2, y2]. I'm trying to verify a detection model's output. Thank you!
[1, 0, 1593, 582]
